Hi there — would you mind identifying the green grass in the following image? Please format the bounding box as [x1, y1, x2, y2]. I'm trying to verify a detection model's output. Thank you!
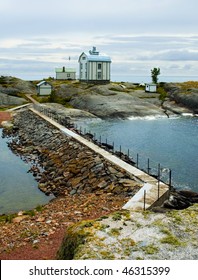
[160, 235, 183, 246]
[142, 244, 159, 255]
[0, 213, 17, 223]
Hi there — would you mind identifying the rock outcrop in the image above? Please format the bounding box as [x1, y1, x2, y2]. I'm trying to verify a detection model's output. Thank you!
[0, 76, 35, 106]
[164, 83, 198, 114]
[57, 203, 198, 260]
[1, 76, 198, 118]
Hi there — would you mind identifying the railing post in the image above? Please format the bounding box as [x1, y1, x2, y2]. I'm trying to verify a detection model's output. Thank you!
[158, 163, 160, 199]
[136, 153, 139, 168]
[143, 190, 146, 211]
[147, 158, 150, 174]
[169, 169, 172, 190]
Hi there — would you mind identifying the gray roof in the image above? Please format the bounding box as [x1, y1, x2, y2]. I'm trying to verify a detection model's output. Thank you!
[79, 47, 111, 62]
[37, 81, 52, 87]
[55, 67, 76, 73]
[84, 52, 111, 62]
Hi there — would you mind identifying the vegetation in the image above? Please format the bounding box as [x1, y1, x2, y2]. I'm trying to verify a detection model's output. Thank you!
[158, 87, 167, 105]
[111, 211, 123, 221]
[0, 213, 17, 223]
[179, 81, 198, 90]
[142, 244, 159, 255]
[57, 220, 95, 259]
[151, 67, 161, 84]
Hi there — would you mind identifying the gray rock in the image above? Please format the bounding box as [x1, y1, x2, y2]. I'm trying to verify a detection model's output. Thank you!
[70, 189, 77, 195]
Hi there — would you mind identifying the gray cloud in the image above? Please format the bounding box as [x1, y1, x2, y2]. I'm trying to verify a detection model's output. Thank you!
[1, 0, 198, 37]
[0, 0, 198, 80]
[136, 50, 198, 61]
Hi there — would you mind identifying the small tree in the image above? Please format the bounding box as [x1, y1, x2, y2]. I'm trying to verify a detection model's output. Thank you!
[151, 67, 161, 84]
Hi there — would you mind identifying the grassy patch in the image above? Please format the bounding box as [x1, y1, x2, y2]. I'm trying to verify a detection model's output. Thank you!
[109, 228, 122, 236]
[112, 211, 123, 221]
[100, 250, 116, 259]
[142, 244, 159, 255]
[179, 81, 198, 90]
[160, 228, 185, 247]
[160, 235, 183, 246]
[57, 222, 91, 259]
[35, 205, 43, 212]
[23, 209, 36, 217]
[0, 213, 17, 223]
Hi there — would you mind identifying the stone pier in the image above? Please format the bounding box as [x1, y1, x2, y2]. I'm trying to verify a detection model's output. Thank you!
[30, 107, 170, 210]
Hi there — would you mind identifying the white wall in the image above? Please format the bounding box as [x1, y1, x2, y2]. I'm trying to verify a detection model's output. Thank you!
[38, 84, 52, 96]
[56, 72, 76, 80]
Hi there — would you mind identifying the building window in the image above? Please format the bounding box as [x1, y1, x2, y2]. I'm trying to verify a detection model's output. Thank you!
[82, 56, 86, 60]
[80, 63, 83, 69]
[98, 72, 102, 80]
[67, 74, 70, 78]
[98, 63, 102, 70]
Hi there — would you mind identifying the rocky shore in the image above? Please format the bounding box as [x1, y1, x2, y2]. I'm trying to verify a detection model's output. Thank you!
[1, 106, 198, 260]
[4, 109, 142, 197]
[57, 203, 198, 260]
[0, 107, 143, 259]
[1, 77, 198, 259]
[56, 81, 197, 118]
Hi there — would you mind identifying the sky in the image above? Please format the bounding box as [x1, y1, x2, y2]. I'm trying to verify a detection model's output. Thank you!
[0, 0, 198, 82]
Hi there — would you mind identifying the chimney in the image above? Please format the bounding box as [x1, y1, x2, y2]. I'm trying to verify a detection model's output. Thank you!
[89, 46, 99, 55]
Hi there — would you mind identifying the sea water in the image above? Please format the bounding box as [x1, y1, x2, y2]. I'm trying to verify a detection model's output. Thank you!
[77, 115, 198, 192]
[0, 128, 51, 215]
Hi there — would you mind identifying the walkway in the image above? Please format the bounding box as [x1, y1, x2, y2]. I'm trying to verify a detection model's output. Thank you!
[25, 94, 39, 104]
[30, 107, 170, 211]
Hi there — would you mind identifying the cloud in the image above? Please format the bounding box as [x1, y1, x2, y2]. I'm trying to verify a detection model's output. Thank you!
[153, 50, 198, 61]
[0, 1, 198, 80]
[1, 0, 198, 37]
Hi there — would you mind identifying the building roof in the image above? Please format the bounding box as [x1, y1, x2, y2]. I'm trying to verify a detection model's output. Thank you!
[146, 83, 157, 86]
[85, 53, 111, 62]
[79, 46, 111, 62]
[36, 81, 52, 87]
[55, 67, 76, 73]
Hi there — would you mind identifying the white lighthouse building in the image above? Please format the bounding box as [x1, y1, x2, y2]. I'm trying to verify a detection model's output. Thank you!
[78, 46, 111, 83]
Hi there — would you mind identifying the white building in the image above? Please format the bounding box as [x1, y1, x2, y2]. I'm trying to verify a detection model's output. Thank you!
[55, 66, 76, 80]
[36, 81, 52, 96]
[78, 47, 111, 83]
[145, 83, 157, 93]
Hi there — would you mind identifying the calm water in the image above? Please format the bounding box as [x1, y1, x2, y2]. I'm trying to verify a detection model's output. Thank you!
[77, 116, 198, 192]
[0, 129, 51, 214]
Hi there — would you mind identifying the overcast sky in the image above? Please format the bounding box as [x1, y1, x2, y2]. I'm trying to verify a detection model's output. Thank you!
[0, 0, 198, 82]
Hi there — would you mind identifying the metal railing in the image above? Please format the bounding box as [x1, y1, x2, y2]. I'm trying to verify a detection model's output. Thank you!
[32, 104, 174, 197]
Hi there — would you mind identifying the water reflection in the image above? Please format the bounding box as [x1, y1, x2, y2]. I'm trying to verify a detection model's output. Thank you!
[0, 128, 51, 214]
